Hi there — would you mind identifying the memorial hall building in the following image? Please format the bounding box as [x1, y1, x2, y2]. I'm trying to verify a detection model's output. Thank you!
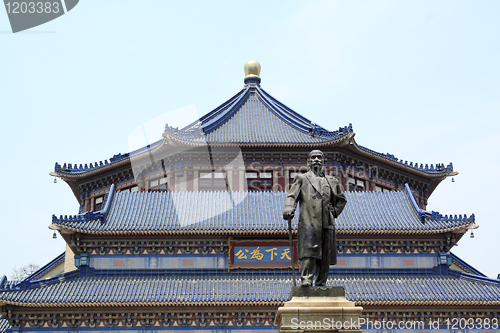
[1, 61, 499, 332]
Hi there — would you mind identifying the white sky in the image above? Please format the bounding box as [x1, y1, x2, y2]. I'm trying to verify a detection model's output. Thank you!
[0, 1, 499, 279]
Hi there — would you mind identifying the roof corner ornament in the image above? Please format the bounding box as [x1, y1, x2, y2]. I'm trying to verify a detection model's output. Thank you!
[193, 121, 204, 138]
[309, 122, 316, 137]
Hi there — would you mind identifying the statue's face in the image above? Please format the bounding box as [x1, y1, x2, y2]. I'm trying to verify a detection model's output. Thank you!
[308, 151, 325, 169]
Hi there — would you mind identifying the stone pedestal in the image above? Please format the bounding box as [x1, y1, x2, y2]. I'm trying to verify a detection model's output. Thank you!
[275, 287, 363, 333]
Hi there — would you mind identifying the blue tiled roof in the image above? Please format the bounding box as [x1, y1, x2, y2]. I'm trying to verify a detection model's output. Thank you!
[166, 87, 351, 145]
[53, 139, 164, 175]
[358, 145, 455, 175]
[0, 276, 18, 291]
[20, 252, 65, 282]
[52, 83, 454, 177]
[0, 253, 64, 293]
[1, 273, 499, 306]
[0, 318, 10, 333]
[51, 184, 474, 235]
[53, 86, 353, 176]
[54, 153, 130, 175]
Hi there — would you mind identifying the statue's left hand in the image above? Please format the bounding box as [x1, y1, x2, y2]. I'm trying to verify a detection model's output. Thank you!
[283, 209, 295, 220]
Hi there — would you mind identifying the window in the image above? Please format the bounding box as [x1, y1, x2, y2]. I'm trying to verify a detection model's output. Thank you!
[289, 171, 307, 185]
[247, 171, 273, 191]
[372, 178, 393, 192]
[150, 177, 168, 191]
[121, 184, 139, 192]
[94, 196, 104, 211]
[199, 171, 227, 190]
[348, 178, 364, 192]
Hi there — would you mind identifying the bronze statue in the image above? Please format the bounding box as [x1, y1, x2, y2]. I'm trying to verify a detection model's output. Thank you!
[283, 150, 347, 287]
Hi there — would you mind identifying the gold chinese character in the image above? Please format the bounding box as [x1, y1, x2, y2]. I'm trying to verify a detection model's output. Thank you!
[250, 247, 264, 260]
[235, 250, 247, 260]
[280, 248, 291, 260]
[265, 248, 278, 260]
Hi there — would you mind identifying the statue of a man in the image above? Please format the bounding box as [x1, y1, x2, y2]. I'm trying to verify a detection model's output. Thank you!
[283, 150, 347, 287]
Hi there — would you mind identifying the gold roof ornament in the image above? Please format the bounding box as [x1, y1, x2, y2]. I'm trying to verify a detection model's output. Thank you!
[244, 60, 261, 78]
[244, 60, 261, 86]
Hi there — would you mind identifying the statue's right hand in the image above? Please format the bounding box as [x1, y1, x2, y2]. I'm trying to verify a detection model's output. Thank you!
[283, 209, 295, 220]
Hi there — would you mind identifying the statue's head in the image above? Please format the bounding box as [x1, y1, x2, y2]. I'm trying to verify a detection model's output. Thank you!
[307, 150, 325, 170]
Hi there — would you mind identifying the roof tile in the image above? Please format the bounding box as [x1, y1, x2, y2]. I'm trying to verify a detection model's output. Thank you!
[52, 186, 474, 234]
[1, 274, 499, 305]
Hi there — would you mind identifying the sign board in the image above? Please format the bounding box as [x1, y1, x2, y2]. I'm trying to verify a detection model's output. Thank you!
[228, 238, 299, 270]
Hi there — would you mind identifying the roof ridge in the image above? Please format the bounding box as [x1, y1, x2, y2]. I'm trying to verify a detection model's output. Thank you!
[51, 184, 116, 224]
[259, 88, 316, 126]
[256, 87, 314, 134]
[54, 152, 131, 175]
[449, 252, 487, 277]
[18, 252, 65, 283]
[200, 87, 250, 134]
[358, 145, 455, 175]
[193, 88, 247, 127]
[459, 272, 500, 286]
[404, 184, 475, 223]
[164, 86, 351, 145]
[256, 87, 352, 139]
[0, 267, 80, 293]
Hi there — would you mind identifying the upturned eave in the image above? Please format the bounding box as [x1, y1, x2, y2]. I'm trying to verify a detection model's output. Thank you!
[48, 221, 477, 238]
[346, 138, 459, 180]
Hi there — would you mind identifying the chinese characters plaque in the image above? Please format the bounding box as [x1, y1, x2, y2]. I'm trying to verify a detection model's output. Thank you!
[228, 238, 299, 270]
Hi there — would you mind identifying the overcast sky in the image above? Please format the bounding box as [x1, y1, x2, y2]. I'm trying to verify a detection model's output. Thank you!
[1, 1, 499, 279]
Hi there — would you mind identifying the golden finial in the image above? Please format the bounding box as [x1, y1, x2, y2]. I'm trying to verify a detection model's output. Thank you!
[244, 60, 261, 78]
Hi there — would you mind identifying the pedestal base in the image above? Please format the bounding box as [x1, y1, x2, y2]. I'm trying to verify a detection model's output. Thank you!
[275, 287, 363, 333]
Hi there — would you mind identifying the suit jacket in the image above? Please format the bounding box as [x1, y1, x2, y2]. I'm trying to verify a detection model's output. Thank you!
[284, 171, 347, 262]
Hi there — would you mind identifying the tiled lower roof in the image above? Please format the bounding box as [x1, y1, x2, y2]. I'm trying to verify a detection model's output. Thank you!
[51, 185, 475, 235]
[1, 273, 499, 307]
[358, 145, 455, 174]
[0, 318, 10, 333]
